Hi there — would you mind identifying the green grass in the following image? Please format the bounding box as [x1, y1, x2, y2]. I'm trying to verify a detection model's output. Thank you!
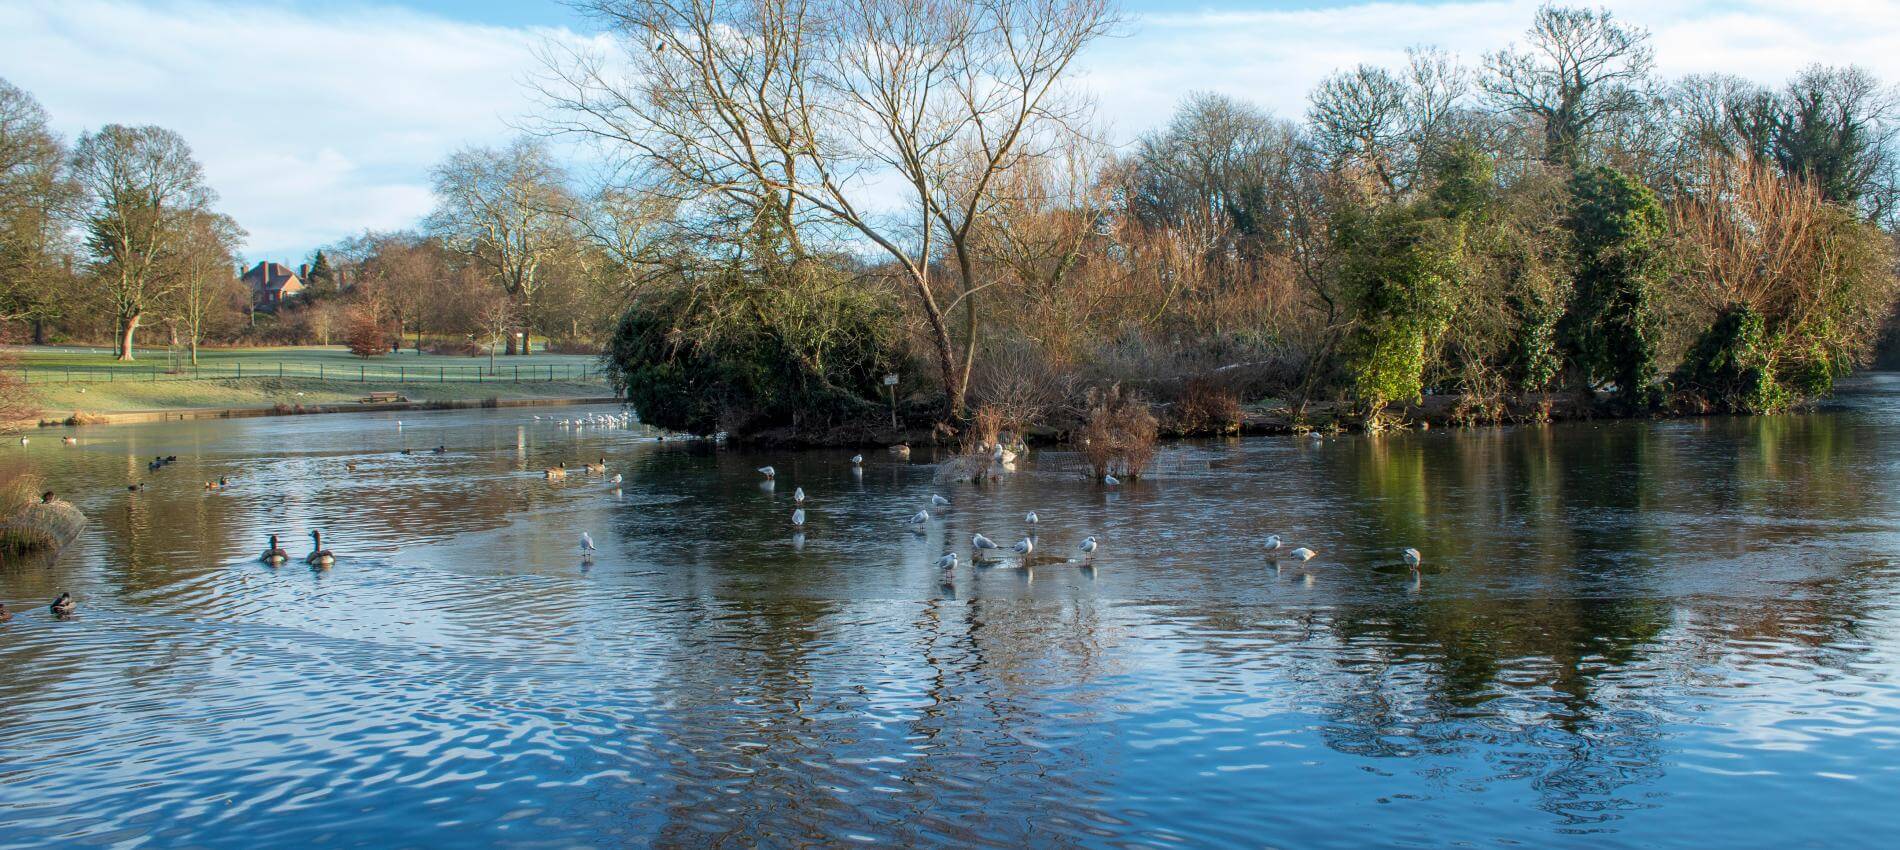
[7, 343, 600, 372]
[29, 376, 612, 415]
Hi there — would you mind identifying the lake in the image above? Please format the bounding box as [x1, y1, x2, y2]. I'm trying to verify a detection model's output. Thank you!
[3, 381, 1899, 848]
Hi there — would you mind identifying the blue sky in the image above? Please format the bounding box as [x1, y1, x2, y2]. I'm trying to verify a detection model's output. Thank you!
[4, 0, 1898, 264]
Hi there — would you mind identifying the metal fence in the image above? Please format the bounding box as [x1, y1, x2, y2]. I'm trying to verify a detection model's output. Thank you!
[18, 361, 607, 385]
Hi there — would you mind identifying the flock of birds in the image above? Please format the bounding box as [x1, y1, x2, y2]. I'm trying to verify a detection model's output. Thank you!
[15, 414, 1429, 621]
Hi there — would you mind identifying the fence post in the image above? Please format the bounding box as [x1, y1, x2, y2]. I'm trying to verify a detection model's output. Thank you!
[440, 366, 445, 383]
[513, 364, 518, 383]
[279, 362, 283, 378]
[320, 363, 324, 380]
[399, 366, 404, 383]
[237, 363, 242, 379]
[360, 365, 365, 383]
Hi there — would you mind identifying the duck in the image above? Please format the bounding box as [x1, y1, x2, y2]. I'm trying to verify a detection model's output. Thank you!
[1024, 511, 1039, 526]
[584, 457, 608, 473]
[50, 592, 75, 617]
[0, 603, 10, 623]
[757, 465, 776, 479]
[126, 482, 144, 492]
[793, 487, 807, 504]
[39, 491, 56, 504]
[791, 508, 806, 528]
[1264, 534, 1282, 551]
[1079, 536, 1099, 558]
[545, 463, 568, 479]
[433, 445, 447, 454]
[1287, 547, 1317, 562]
[261, 534, 289, 564]
[62, 436, 77, 446]
[306, 530, 336, 567]
[1401, 547, 1422, 568]
[165, 456, 177, 463]
[930, 494, 951, 507]
[972, 533, 1000, 551]
[204, 480, 220, 491]
[936, 552, 958, 570]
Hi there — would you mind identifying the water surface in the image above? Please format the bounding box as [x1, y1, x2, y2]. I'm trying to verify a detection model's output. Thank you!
[4, 383, 1900, 848]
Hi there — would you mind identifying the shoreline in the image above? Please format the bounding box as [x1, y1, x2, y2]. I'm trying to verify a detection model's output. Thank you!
[18, 394, 623, 429]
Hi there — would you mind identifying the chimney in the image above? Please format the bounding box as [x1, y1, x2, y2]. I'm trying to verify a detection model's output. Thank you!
[300, 263, 310, 280]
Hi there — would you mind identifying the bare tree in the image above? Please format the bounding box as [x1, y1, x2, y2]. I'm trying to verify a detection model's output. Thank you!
[1481, 4, 1653, 167]
[70, 124, 215, 360]
[539, 0, 1122, 417]
[428, 138, 576, 354]
[169, 210, 244, 363]
[0, 78, 79, 337]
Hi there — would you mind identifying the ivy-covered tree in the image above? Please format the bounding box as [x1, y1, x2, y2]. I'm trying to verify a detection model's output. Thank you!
[1560, 166, 1667, 410]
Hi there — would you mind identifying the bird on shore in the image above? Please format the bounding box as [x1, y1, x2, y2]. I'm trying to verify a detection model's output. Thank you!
[51, 593, 75, 618]
[758, 465, 776, 479]
[1402, 548, 1422, 568]
[261, 535, 289, 564]
[794, 487, 807, 504]
[306, 531, 336, 567]
[1287, 547, 1316, 562]
[1264, 535, 1282, 551]
[792, 508, 806, 528]
[1079, 536, 1098, 559]
[931, 494, 951, 507]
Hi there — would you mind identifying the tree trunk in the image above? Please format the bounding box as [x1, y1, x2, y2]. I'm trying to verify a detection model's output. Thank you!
[30, 318, 44, 345]
[116, 313, 140, 361]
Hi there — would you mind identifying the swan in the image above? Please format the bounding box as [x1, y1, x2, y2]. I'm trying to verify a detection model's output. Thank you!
[931, 494, 951, 507]
[1025, 511, 1039, 526]
[1287, 547, 1316, 562]
[792, 508, 806, 527]
[261, 534, 289, 564]
[973, 533, 1000, 550]
[1264, 535, 1282, 551]
[758, 465, 776, 479]
[50, 593, 75, 617]
[1079, 536, 1098, 558]
[794, 487, 807, 504]
[1402, 547, 1422, 568]
[936, 553, 958, 570]
[1012, 537, 1034, 556]
[907, 509, 931, 525]
[307, 530, 336, 567]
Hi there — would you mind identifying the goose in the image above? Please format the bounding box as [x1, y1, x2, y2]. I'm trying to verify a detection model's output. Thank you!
[261, 534, 289, 564]
[1012, 537, 1034, 556]
[17, 436, 25, 446]
[906, 509, 931, 526]
[62, 436, 76, 445]
[126, 482, 144, 492]
[545, 463, 567, 479]
[972, 533, 1000, 551]
[889, 444, 911, 459]
[936, 552, 958, 570]
[758, 465, 776, 479]
[306, 531, 336, 567]
[850, 454, 864, 466]
[51, 592, 75, 617]
[1079, 536, 1099, 558]
[165, 456, 177, 463]
[1024, 511, 1039, 526]
[930, 494, 951, 507]
[1401, 547, 1422, 568]
[1287, 547, 1316, 562]
[1264, 534, 1282, 551]
[1102, 473, 1120, 485]
[791, 508, 806, 527]
[0, 603, 10, 623]
[584, 457, 608, 473]
[433, 445, 447, 454]
[794, 487, 807, 504]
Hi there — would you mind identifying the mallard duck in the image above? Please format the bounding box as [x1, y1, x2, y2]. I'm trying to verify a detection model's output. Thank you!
[39, 491, 56, 504]
[261, 534, 289, 564]
[545, 463, 567, 479]
[306, 531, 336, 567]
[126, 482, 144, 492]
[50, 593, 75, 617]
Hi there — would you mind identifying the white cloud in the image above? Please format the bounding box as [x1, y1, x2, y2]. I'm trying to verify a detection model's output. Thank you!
[0, 0, 592, 263]
[5, 0, 1900, 262]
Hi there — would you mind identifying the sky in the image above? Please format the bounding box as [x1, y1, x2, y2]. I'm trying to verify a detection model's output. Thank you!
[4, 0, 1899, 264]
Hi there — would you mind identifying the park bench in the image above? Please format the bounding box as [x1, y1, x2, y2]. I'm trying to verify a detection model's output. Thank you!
[360, 391, 407, 403]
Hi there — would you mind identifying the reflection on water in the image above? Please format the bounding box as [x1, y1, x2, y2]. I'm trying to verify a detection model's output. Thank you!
[5, 381, 1900, 848]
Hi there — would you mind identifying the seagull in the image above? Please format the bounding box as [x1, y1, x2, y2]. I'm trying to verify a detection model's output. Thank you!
[792, 508, 806, 527]
[1012, 537, 1034, 556]
[1102, 473, 1119, 485]
[931, 494, 951, 507]
[581, 532, 597, 552]
[1401, 547, 1422, 568]
[793, 487, 806, 504]
[972, 533, 1000, 550]
[1288, 547, 1317, 562]
[905, 509, 932, 526]
[758, 466, 776, 479]
[610, 474, 623, 484]
[1079, 536, 1098, 558]
[850, 454, 864, 466]
[936, 552, 958, 570]
[1264, 534, 1282, 551]
[1024, 511, 1039, 526]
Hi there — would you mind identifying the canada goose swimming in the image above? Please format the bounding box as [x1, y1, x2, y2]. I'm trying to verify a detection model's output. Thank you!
[1102, 473, 1120, 485]
[307, 531, 336, 567]
[62, 436, 76, 445]
[127, 482, 144, 492]
[1025, 511, 1039, 526]
[930, 494, 950, 507]
[545, 463, 568, 479]
[792, 508, 806, 527]
[585, 458, 607, 473]
[1402, 548, 1422, 568]
[1264, 534, 1282, 551]
[972, 533, 1000, 550]
[433, 445, 447, 454]
[1012, 537, 1034, 556]
[850, 454, 864, 466]
[936, 552, 958, 569]
[1287, 547, 1317, 562]
[399, 449, 412, 456]
[793, 487, 806, 504]
[758, 466, 776, 479]
[889, 444, 910, 458]
[261, 534, 289, 564]
[51, 593, 75, 617]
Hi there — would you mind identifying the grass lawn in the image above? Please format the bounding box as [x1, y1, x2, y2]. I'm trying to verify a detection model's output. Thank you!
[7, 343, 601, 372]
[27, 377, 613, 416]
